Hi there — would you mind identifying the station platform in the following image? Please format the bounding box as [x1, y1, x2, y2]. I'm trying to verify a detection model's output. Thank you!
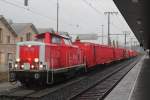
[105, 55, 150, 100]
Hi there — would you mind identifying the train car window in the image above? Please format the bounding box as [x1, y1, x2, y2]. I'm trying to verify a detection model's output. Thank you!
[52, 36, 61, 44]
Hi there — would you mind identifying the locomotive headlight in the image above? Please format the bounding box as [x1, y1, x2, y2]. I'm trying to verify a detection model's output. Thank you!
[16, 58, 20, 62]
[39, 64, 43, 68]
[15, 64, 18, 68]
[21, 65, 24, 69]
[34, 58, 39, 62]
[28, 45, 31, 47]
[31, 65, 34, 69]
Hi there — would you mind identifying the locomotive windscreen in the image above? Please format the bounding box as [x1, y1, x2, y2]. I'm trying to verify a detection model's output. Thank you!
[19, 45, 39, 64]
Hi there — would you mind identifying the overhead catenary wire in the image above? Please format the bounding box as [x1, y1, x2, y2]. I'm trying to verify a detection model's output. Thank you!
[89, 0, 131, 34]
[0, 0, 134, 41]
[0, 0, 83, 29]
[82, 0, 103, 15]
[82, 0, 124, 32]
[82, 0, 125, 45]
[0, 0, 56, 22]
[0, 0, 119, 31]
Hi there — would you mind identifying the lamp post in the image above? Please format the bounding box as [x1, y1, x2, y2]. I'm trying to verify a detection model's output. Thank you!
[56, 0, 59, 32]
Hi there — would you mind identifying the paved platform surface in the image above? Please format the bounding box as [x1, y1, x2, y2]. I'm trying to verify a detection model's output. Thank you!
[105, 56, 145, 100]
[130, 55, 150, 100]
[0, 82, 20, 92]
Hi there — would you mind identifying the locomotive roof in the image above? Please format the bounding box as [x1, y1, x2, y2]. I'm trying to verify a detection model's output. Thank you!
[37, 28, 54, 33]
[16, 41, 45, 45]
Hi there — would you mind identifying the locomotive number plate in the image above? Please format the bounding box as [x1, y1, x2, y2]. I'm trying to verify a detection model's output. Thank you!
[24, 63, 30, 70]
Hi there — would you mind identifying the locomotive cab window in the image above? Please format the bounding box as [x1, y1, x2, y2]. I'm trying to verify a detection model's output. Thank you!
[64, 39, 71, 45]
[52, 36, 61, 44]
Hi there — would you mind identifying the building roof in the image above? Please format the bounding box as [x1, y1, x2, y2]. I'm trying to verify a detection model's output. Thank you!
[76, 33, 98, 40]
[11, 23, 38, 34]
[37, 28, 55, 34]
[0, 15, 17, 36]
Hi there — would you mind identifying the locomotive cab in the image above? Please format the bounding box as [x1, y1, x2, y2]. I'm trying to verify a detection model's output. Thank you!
[35, 32, 72, 45]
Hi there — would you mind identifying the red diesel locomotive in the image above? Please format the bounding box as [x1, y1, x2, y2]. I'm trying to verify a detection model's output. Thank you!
[9, 32, 137, 86]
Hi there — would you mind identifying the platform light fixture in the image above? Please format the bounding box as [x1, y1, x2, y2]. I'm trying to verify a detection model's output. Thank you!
[132, 0, 139, 3]
[136, 19, 142, 25]
[139, 30, 144, 33]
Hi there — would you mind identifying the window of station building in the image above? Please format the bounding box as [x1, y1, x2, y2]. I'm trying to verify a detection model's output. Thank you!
[0, 28, 3, 43]
[7, 53, 12, 61]
[7, 35, 10, 43]
[0, 52, 5, 64]
[26, 33, 31, 41]
[20, 37, 23, 42]
[52, 36, 61, 44]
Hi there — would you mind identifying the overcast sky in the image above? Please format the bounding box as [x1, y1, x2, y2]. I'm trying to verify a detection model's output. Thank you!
[0, 0, 138, 45]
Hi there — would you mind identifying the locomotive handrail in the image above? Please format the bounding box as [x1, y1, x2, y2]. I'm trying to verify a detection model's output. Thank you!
[46, 58, 54, 84]
[84, 56, 87, 72]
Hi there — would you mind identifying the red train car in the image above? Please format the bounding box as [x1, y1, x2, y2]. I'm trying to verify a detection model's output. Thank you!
[114, 48, 125, 60]
[95, 44, 114, 64]
[74, 40, 115, 68]
[128, 50, 138, 57]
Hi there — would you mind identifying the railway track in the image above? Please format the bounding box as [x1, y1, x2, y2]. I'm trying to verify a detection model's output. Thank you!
[72, 57, 140, 100]
[0, 56, 141, 100]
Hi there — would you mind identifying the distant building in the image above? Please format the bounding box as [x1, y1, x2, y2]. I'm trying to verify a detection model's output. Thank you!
[11, 23, 38, 42]
[37, 28, 55, 34]
[70, 33, 99, 43]
[0, 15, 17, 72]
[77, 33, 98, 40]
